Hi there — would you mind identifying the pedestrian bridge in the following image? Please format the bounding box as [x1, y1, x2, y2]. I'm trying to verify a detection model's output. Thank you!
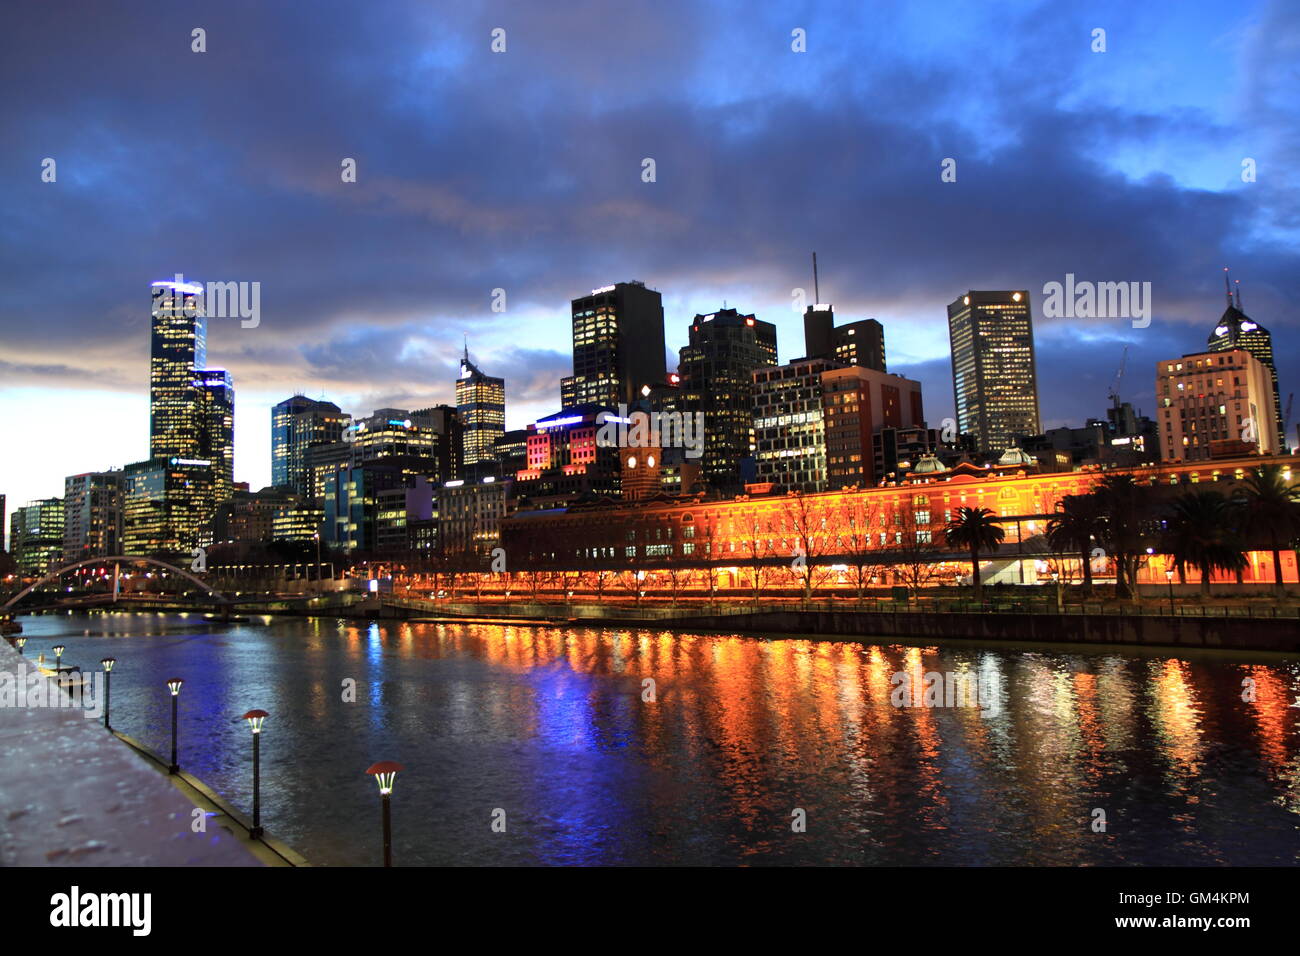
[2, 556, 229, 613]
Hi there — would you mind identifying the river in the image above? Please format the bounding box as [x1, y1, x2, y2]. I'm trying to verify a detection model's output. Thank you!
[16, 611, 1300, 866]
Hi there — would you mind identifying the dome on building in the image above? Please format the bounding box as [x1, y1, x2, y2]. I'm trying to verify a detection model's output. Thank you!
[911, 454, 949, 475]
[997, 447, 1035, 467]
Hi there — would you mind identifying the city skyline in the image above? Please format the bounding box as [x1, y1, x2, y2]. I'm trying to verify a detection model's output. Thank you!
[3, 0, 1298, 512]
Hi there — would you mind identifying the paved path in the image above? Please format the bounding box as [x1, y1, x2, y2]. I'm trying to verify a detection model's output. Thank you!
[0, 641, 260, 866]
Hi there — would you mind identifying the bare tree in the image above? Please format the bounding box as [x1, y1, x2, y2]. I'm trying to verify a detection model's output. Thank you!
[734, 507, 777, 609]
[890, 497, 946, 596]
[833, 496, 882, 606]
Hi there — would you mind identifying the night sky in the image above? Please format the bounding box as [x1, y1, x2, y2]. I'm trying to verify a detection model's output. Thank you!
[1, 0, 1297, 515]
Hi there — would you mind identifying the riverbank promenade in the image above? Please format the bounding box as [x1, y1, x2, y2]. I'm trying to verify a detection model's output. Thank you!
[0, 641, 259, 866]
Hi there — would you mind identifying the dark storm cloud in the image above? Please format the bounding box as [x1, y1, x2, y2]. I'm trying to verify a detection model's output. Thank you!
[0, 0, 1296, 432]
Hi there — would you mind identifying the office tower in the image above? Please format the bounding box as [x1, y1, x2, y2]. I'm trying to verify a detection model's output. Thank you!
[0, 494, 6, 552]
[561, 281, 667, 407]
[456, 346, 506, 468]
[9, 499, 64, 575]
[494, 429, 529, 476]
[437, 478, 512, 560]
[677, 308, 778, 490]
[751, 356, 846, 492]
[802, 302, 887, 372]
[832, 319, 886, 372]
[63, 472, 125, 561]
[947, 290, 1041, 453]
[1207, 279, 1285, 450]
[122, 458, 214, 557]
[149, 279, 207, 460]
[195, 369, 235, 509]
[1156, 349, 1280, 461]
[822, 366, 925, 488]
[322, 460, 432, 554]
[272, 396, 349, 498]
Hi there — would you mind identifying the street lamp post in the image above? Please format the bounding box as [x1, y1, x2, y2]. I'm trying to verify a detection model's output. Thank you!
[166, 678, 183, 773]
[53, 644, 65, 671]
[242, 710, 269, 837]
[1051, 570, 1062, 612]
[100, 658, 116, 730]
[314, 533, 322, 594]
[1165, 569, 1176, 615]
[14, 636, 26, 655]
[365, 761, 405, 867]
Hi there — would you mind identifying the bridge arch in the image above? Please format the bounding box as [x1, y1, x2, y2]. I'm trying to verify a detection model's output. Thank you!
[2, 556, 228, 612]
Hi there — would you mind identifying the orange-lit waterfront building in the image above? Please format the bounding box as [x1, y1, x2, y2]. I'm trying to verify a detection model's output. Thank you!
[499, 451, 1299, 592]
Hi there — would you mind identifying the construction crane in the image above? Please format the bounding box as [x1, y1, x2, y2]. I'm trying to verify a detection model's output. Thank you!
[1108, 345, 1129, 409]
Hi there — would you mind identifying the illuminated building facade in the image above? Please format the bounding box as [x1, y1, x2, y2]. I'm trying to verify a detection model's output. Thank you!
[149, 280, 207, 461]
[196, 369, 235, 509]
[10, 498, 64, 575]
[677, 308, 778, 491]
[437, 478, 512, 560]
[513, 406, 622, 508]
[822, 366, 925, 488]
[122, 458, 214, 557]
[947, 290, 1041, 453]
[456, 348, 506, 470]
[62, 471, 124, 562]
[1156, 348, 1279, 461]
[500, 453, 1298, 589]
[752, 356, 845, 492]
[1206, 289, 1285, 450]
[560, 281, 666, 408]
[272, 396, 349, 498]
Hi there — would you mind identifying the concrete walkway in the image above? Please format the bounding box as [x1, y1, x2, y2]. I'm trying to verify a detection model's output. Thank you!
[0, 641, 261, 866]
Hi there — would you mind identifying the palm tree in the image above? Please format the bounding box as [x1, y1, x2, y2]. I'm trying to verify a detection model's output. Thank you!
[1091, 473, 1152, 601]
[1160, 491, 1247, 598]
[1235, 464, 1300, 597]
[1047, 494, 1104, 596]
[944, 507, 1005, 601]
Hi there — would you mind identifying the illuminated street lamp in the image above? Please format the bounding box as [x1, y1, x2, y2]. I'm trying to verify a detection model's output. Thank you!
[242, 709, 269, 837]
[14, 636, 26, 655]
[100, 658, 116, 730]
[52, 644, 65, 670]
[1165, 568, 1176, 615]
[365, 761, 405, 867]
[166, 678, 184, 773]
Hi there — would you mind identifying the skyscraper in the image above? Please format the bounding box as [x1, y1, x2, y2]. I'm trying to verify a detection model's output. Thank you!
[272, 396, 349, 498]
[947, 290, 1041, 453]
[63, 471, 124, 562]
[10, 498, 65, 575]
[752, 356, 846, 492]
[560, 281, 666, 408]
[196, 369, 235, 509]
[802, 303, 886, 371]
[456, 345, 506, 469]
[149, 279, 207, 460]
[1206, 278, 1285, 451]
[677, 308, 778, 490]
[822, 366, 925, 488]
[1156, 349, 1280, 461]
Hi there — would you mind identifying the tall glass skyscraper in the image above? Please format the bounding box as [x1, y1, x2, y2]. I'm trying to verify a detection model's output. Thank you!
[1206, 283, 1285, 451]
[560, 281, 667, 408]
[149, 279, 207, 460]
[272, 395, 348, 499]
[678, 308, 777, 490]
[947, 290, 1041, 453]
[455, 346, 505, 469]
[196, 369, 235, 508]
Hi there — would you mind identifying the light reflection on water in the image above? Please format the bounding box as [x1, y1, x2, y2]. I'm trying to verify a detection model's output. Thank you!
[18, 612, 1300, 866]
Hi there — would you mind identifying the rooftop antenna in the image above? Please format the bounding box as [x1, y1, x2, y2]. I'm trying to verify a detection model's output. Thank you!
[463, 332, 469, 363]
[812, 252, 820, 303]
[1224, 267, 1233, 308]
[1234, 279, 1242, 310]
